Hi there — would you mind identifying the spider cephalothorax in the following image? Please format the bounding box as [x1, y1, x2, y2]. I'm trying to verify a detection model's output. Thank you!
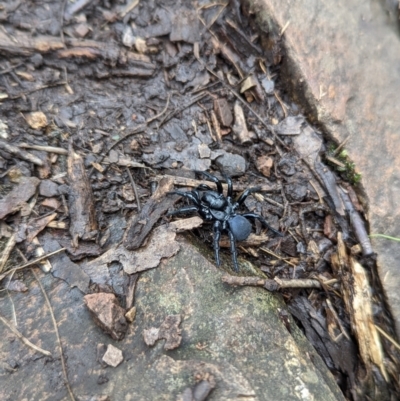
[168, 171, 283, 271]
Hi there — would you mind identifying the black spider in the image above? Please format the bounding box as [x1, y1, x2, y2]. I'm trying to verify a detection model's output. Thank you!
[168, 171, 283, 271]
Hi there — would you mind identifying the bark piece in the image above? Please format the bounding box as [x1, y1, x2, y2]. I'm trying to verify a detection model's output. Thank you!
[0, 177, 40, 219]
[331, 233, 387, 381]
[143, 315, 182, 350]
[0, 30, 64, 56]
[256, 155, 274, 177]
[170, 9, 200, 44]
[0, 140, 44, 166]
[84, 293, 128, 340]
[102, 344, 123, 367]
[26, 212, 57, 243]
[214, 98, 233, 127]
[232, 102, 252, 145]
[123, 177, 174, 250]
[159, 314, 182, 350]
[67, 144, 97, 247]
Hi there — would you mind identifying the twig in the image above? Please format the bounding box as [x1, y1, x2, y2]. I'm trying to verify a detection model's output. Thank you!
[126, 168, 142, 212]
[0, 233, 17, 273]
[260, 247, 297, 267]
[325, 298, 351, 341]
[222, 274, 326, 290]
[0, 248, 66, 281]
[19, 143, 68, 155]
[339, 187, 373, 256]
[8, 81, 67, 100]
[154, 174, 279, 193]
[158, 93, 206, 127]
[0, 139, 44, 166]
[0, 314, 52, 357]
[374, 324, 400, 351]
[31, 268, 76, 401]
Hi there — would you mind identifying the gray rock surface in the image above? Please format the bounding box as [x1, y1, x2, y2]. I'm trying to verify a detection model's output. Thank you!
[246, 0, 400, 334]
[0, 238, 344, 400]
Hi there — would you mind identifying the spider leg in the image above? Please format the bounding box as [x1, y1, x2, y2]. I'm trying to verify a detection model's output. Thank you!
[222, 173, 233, 198]
[227, 229, 239, 271]
[168, 190, 201, 206]
[234, 187, 262, 207]
[195, 184, 213, 191]
[213, 220, 222, 266]
[166, 206, 199, 216]
[241, 212, 283, 237]
[195, 170, 223, 194]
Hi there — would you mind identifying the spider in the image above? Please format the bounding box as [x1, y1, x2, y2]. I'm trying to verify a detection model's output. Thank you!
[167, 171, 283, 271]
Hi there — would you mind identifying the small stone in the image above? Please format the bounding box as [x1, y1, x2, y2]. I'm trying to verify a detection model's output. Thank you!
[122, 26, 135, 47]
[143, 327, 160, 346]
[214, 151, 246, 177]
[74, 23, 89, 38]
[108, 150, 119, 164]
[84, 293, 128, 340]
[130, 139, 140, 151]
[198, 143, 211, 159]
[256, 155, 274, 177]
[25, 111, 48, 130]
[125, 306, 137, 323]
[41, 197, 60, 209]
[39, 179, 59, 197]
[261, 78, 275, 95]
[102, 344, 123, 367]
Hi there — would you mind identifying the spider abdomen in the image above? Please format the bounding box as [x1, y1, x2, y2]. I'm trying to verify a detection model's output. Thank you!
[228, 215, 252, 241]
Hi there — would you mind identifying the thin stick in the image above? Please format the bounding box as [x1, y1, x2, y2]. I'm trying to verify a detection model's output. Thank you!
[375, 324, 400, 351]
[0, 314, 52, 357]
[222, 275, 325, 289]
[0, 233, 17, 273]
[260, 247, 297, 267]
[0, 248, 66, 281]
[155, 174, 279, 193]
[126, 168, 142, 212]
[19, 143, 68, 155]
[31, 268, 76, 401]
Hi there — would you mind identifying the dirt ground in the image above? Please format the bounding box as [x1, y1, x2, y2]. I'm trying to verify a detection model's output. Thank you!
[0, 0, 400, 400]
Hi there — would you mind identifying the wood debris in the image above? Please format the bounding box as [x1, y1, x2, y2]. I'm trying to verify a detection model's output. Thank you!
[67, 144, 97, 247]
[331, 233, 387, 381]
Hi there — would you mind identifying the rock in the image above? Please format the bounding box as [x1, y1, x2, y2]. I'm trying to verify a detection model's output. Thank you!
[197, 143, 210, 159]
[0, 236, 344, 400]
[125, 306, 136, 323]
[261, 77, 275, 95]
[102, 344, 123, 367]
[248, 0, 400, 335]
[84, 293, 128, 340]
[39, 179, 59, 197]
[214, 151, 246, 177]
